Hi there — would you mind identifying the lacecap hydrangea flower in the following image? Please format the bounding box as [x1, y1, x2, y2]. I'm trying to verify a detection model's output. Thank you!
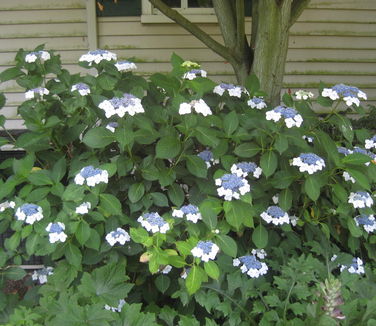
[79, 49, 117, 65]
[172, 204, 202, 223]
[0, 200, 15, 212]
[191, 240, 219, 262]
[183, 69, 207, 80]
[179, 99, 212, 116]
[348, 191, 373, 208]
[291, 153, 325, 174]
[74, 166, 109, 187]
[104, 299, 126, 313]
[25, 87, 49, 99]
[71, 83, 90, 96]
[295, 90, 314, 100]
[213, 83, 246, 98]
[247, 96, 267, 110]
[181, 60, 200, 69]
[230, 162, 262, 178]
[25, 50, 50, 63]
[31, 267, 53, 284]
[365, 136, 376, 150]
[343, 171, 355, 183]
[251, 248, 267, 259]
[105, 228, 131, 246]
[137, 212, 170, 233]
[114, 60, 137, 72]
[337, 146, 352, 156]
[75, 202, 91, 214]
[233, 254, 268, 278]
[354, 214, 376, 233]
[322, 84, 367, 107]
[215, 173, 250, 201]
[46, 222, 67, 243]
[105, 122, 118, 133]
[340, 257, 365, 275]
[266, 106, 303, 128]
[261, 206, 290, 225]
[99, 93, 144, 118]
[15, 204, 43, 225]
[197, 150, 219, 168]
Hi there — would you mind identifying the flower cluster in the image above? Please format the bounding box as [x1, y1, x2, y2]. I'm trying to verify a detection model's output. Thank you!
[0, 200, 15, 212]
[215, 173, 250, 201]
[191, 240, 219, 262]
[104, 299, 126, 313]
[31, 267, 53, 284]
[247, 97, 267, 110]
[295, 90, 314, 100]
[79, 49, 117, 65]
[46, 222, 67, 243]
[181, 60, 200, 69]
[15, 204, 43, 225]
[25, 87, 49, 99]
[233, 254, 268, 278]
[197, 150, 219, 168]
[261, 206, 290, 225]
[340, 257, 365, 275]
[342, 171, 355, 183]
[251, 248, 267, 259]
[319, 278, 346, 321]
[71, 83, 90, 96]
[266, 106, 303, 128]
[354, 214, 376, 233]
[137, 212, 170, 233]
[213, 83, 246, 98]
[115, 60, 137, 72]
[74, 166, 109, 187]
[291, 153, 325, 174]
[75, 202, 91, 214]
[230, 162, 262, 178]
[25, 50, 50, 63]
[105, 228, 131, 246]
[322, 84, 367, 107]
[172, 204, 202, 223]
[183, 69, 207, 80]
[348, 191, 373, 208]
[365, 136, 376, 150]
[106, 122, 118, 133]
[99, 93, 144, 118]
[179, 99, 212, 116]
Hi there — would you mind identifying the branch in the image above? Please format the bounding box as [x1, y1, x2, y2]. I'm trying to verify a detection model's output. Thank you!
[289, 0, 311, 26]
[235, 0, 245, 49]
[212, 0, 236, 49]
[148, 0, 234, 63]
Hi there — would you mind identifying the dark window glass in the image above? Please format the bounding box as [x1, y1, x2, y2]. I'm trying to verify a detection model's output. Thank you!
[96, 0, 141, 17]
[163, 0, 181, 7]
[188, 0, 213, 7]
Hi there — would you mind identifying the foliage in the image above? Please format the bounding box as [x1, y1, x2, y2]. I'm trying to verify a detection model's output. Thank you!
[0, 46, 375, 325]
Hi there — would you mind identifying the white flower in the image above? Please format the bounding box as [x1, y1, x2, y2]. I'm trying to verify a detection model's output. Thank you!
[105, 228, 131, 246]
[74, 166, 109, 187]
[71, 83, 90, 96]
[291, 153, 325, 174]
[25, 50, 50, 63]
[348, 191, 373, 209]
[266, 106, 303, 128]
[98, 94, 144, 118]
[0, 200, 15, 212]
[340, 257, 365, 275]
[172, 204, 202, 223]
[354, 214, 376, 233]
[261, 206, 290, 225]
[215, 173, 250, 201]
[104, 299, 126, 312]
[105, 122, 118, 133]
[46, 222, 67, 243]
[302, 135, 314, 143]
[197, 150, 219, 168]
[137, 212, 170, 234]
[160, 265, 172, 274]
[183, 69, 207, 80]
[31, 267, 53, 284]
[343, 171, 355, 183]
[233, 254, 268, 278]
[213, 83, 245, 98]
[365, 136, 376, 150]
[295, 90, 314, 100]
[75, 202, 91, 215]
[272, 194, 279, 204]
[247, 97, 267, 110]
[290, 215, 299, 227]
[79, 49, 117, 65]
[251, 249, 267, 259]
[181, 267, 190, 279]
[322, 84, 367, 107]
[191, 240, 219, 262]
[115, 60, 137, 72]
[15, 204, 43, 225]
[25, 87, 49, 99]
[178, 99, 212, 116]
[230, 162, 262, 178]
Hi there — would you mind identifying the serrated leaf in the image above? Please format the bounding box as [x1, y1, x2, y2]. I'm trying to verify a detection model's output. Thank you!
[279, 188, 292, 210]
[342, 153, 371, 165]
[75, 220, 91, 246]
[223, 111, 239, 136]
[274, 134, 288, 154]
[130, 227, 149, 244]
[204, 261, 219, 280]
[223, 201, 253, 231]
[156, 135, 181, 159]
[194, 127, 220, 147]
[3, 267, 26, 280]
[245, 74, 260, 95]
[346, 168, 370, 190]
[199, 198, 221, 229]
[168, 184, 185, 206]
[150, 192, 169, 207]
[304, 175, 320, 201]
[97, 73, 117, 90]
[65, 243, 82, 268]
[62, 184, 85, 201]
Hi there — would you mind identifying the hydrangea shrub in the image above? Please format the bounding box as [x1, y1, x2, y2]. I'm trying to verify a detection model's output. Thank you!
[0, 46, 376, 325]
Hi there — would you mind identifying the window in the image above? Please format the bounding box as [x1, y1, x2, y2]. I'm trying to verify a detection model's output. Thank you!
[96, 0, 141, 17]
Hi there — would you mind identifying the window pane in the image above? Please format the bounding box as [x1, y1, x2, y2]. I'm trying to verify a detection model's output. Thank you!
[163, 0, 181, 7]
[188, 0, 213, 8]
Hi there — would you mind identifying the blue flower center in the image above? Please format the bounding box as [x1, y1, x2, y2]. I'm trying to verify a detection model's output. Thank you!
[198, 150, 213, 162]
[332, 84, 359, 98]
[267, 206, 286, 218]
[80, 166, 103, 178]
[143, 213, 166, 227]
[221, 174, 245, 190]
[239, 255, 262, 270]
[299, 153, 322, 165]
[181, 204, 199, 215]
[21, 204, 39, 216]
[356, 214, 374, 226]
[219, 83, 235, 90]
[196, 241, 214, 254]
[74, 83, 89, 90]
[49, 223, 63, 233]
[236, 162, 257, 173]
[251, 97, 264, 104]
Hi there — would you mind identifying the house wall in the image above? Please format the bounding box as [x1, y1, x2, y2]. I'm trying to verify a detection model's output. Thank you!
[0, 0, 375, 129]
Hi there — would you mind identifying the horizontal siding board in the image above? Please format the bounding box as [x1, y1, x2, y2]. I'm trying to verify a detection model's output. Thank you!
[298, 9, 376, 23]
[0, 9, 86, 24]
[0, 0, 85, 10]
[290, 22, 376, 36]
[309, 0, 376, 10]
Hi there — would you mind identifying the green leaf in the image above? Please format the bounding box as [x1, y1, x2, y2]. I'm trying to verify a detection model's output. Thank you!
[194, 127, 220, 147]
[347, 218, 363, 238]
[130, 227, 149, 244]
[176, 241, 193, 256]
[0, 94, 5, 110]
[15, 132, 50, 152]
[223, 111, 239, 136]
[13, 153, 35, 177]
[342, 153, 371, 165]
[168, 184, 185, 206]
[85, 228, 101, 250]
[3, 267, 26, 280]
[51, 157, 66, 183]
[215, 234, 237, 257]
[274, 134, 288, 154]
[331, 183, 348, 202]
[260, 151, 278, 178]
[99, 193, 122, 216]
[150, 192, 169, 207]
[0, 67, 24, 82]
[223, 201, 253, 231]
[128, 183, 145, 203]
[199, 198, 222, 229]
[75, 220, 91, 246]
[252, 224, 268, 248]
[329, 115, 354, 143]
[118, 303, 158, 326]
[245, 74, 260, 95]
[65, 243, 82, 268]
[204, 261, 220, 280]
[186, 155, 207, 178]
[156, 135, 181, 159]
[97, 73, 118, 90]
[234, 142, 260, 158]
[304, 175, 321, 201]
[346, 168, 370, 190]
[279, 188, 292, 211]
[282, 93, 293, 107]
[26, 186, 50, 202]
[83, 127, 115, 148]
[5, 232, 21, 251]
[27, 170, 53, 186]
[155, 274, 171, 293]
[186, 265, 205, 295]
[62, 184, 85, 201]
[115, 126, 134, 150]
[314, 130, 340, 166]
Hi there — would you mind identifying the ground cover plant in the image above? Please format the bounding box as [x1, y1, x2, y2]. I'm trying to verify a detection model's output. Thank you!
[0, 47, 376, 325]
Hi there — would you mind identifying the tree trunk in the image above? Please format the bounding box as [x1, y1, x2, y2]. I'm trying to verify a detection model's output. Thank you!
[251, 0, 293, 106]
